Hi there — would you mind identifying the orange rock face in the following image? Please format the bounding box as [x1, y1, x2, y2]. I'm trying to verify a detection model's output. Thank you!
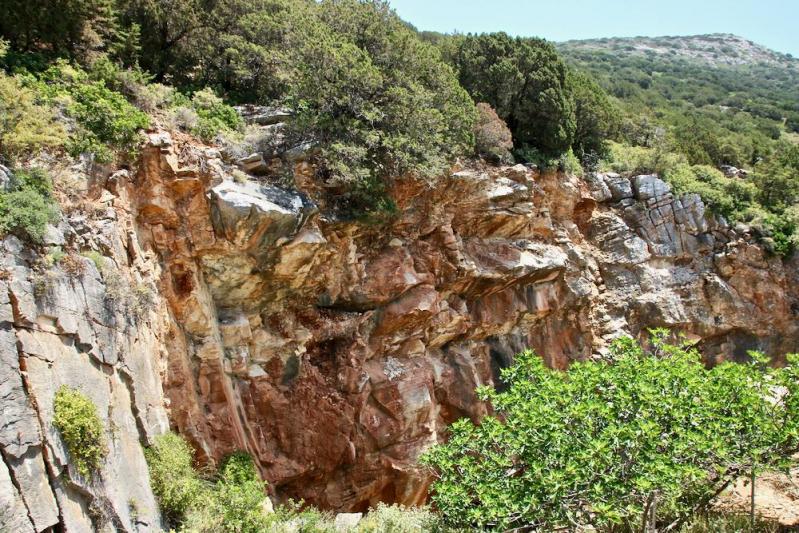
[130, 133, 798, 511]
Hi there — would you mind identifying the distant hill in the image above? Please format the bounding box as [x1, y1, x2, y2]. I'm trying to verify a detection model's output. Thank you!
[559, 33, 797, 68]
[557, 33, 799, 158]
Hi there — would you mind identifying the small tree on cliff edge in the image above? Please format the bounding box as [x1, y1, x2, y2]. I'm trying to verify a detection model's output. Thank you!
[422, 332, 799, 531]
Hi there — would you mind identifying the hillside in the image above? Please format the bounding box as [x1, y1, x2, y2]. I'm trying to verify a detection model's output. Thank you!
[559, 33, 799, 145]
[560, 33, 798, 67]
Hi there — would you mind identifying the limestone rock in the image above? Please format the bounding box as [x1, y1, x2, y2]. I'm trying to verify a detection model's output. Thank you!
[632, 174, 671, 201]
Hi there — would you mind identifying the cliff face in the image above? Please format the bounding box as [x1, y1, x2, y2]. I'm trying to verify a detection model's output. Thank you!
[2, 131, 798, 531]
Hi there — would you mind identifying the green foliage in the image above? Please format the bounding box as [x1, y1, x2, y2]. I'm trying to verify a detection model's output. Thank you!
[0, 167, 58, 243]
[207, 452, 271, 533]
[64, 78, 149, 161]
[11, 60, 149, 162]
[665, 164, 758, 220]
[0, 0, 126, 61]
[423, 334, 799, 531]
[188, 89, 243, 142]
[0, 72, 67, 161]
[52, 385, 107, 477]
[600, 140, 687, 176]
[453, 32, 575, 156]
[290, 0, 475, 215]
[356, 503, 443, 532]
[144, 432, 206, 525]
[569, 69, 620, 161]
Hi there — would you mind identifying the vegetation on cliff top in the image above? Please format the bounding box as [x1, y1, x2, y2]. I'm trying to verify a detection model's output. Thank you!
[1, 4, 797, 236]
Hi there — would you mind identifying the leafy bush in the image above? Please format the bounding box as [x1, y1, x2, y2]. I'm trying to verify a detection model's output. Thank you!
[0, 167, 58, 242]
[473, 103, 513, 164]
[208, 452, 271, 533]
[187, 89, 242, 142]
[665, 164, 758, 220]
[423, 334, 799, 531]
[53, 385, 107, 477]
[65, 79, 149, 161]
[0, 72, 67, 161]
[144, 432, 207, 525]
[15, 60, 150, 162]
[600, 140, 687, 176]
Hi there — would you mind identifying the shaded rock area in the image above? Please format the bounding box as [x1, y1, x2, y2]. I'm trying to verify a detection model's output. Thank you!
[2, 130, 798, 529]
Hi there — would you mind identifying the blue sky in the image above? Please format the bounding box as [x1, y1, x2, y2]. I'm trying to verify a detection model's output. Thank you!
[388, 0, 799, 56]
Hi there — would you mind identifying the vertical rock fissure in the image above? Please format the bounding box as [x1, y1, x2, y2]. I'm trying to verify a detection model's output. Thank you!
[0, 446, 37, 531]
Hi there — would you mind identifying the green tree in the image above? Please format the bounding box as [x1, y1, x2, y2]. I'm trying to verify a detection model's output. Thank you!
[423, 334, 799, 531]
[0, 0, 124, 61]
[289, 0, 476, 215]
[453, 32, 576, 156]
[570, 69, 620, 161]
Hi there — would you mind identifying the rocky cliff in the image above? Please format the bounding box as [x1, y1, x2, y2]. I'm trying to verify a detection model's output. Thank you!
[2, 130, 797, 531]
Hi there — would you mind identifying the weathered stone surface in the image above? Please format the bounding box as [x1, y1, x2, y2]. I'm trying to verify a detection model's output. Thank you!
[0, 456, 35, 533]
[632, 174, 671, 201]
[2, 130, 798, 528]
[603, 173, 634, 200]
[126, 133, 798, 512]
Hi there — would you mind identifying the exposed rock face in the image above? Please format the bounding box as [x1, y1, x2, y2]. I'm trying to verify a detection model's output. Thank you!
[131, 134, 797, 511]
[0, 170, 171, 531]
[2, 132, 797, 528]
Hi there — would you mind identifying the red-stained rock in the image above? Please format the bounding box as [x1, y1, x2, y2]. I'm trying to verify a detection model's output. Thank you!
[128, 133, 799, 512]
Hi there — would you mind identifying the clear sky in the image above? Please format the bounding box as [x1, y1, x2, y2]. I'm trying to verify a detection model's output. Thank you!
[388, 0, 799, 57]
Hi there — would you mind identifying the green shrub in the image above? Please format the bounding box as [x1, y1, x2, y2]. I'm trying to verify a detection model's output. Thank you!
[20, 60, 149, 162]
[0, 72, 67, 161]
[188, 89, 242, 142]
[65, 79, 149, 160]
[0, 167, 58, 243]
[210, 453, 271, 533]
[144, 432, 206, 525]
[423, 333, 799, 531]
[180, 452, 272, 533]
[664, 164, 757, 220]
[357, 503, 443, 532]
[52, 385, 107, 477]
[600, 140, 687, 176]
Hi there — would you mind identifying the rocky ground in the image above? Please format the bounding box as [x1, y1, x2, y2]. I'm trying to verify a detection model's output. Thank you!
[1, 128, 798, 531]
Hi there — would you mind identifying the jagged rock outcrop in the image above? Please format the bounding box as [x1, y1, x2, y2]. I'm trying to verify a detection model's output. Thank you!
[132, 132, 798, 511]
[1, 131, 797, 528]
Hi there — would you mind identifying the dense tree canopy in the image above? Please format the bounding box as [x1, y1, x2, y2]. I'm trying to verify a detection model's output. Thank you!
[453, 33, 576, 156]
